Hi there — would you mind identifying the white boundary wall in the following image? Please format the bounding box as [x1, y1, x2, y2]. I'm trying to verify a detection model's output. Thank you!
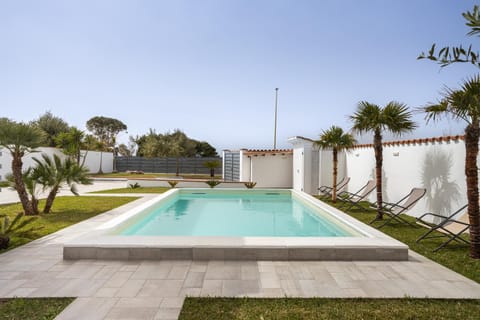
[343, 138, 467, 219]
[289, 135, 470, 220]
[0, 147, 113, 180]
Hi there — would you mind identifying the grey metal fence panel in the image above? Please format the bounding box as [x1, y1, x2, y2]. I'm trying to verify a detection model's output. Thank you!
[115, 157, 222, 175]
[223, 151, 240, 181]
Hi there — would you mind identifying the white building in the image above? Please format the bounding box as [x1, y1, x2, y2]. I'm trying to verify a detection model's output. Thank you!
[223, 149, 293, 188]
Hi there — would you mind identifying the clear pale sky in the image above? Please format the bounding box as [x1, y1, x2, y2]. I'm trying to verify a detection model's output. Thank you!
[1, 0, 478, 152]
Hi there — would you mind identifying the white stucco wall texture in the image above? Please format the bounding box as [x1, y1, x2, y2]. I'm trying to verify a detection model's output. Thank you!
[0, 147, 113, 180]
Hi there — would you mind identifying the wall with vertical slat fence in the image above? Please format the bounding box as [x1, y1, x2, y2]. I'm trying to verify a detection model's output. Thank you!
[114, 157, 222, 175]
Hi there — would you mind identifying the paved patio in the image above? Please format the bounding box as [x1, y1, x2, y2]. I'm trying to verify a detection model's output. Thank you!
[1, 195, 480, 320]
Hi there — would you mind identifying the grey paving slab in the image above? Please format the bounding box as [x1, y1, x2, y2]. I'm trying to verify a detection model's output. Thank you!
[0, 193, 478, 320]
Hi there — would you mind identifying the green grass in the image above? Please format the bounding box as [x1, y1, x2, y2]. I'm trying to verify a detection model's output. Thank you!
[179, 297, 480, 320]
[0, 196, 138, 252]
[0, 298, 74, 320]
[91, 186, 171, 194]
[320, 198, 480, 283]
[91, 172, 221, 180]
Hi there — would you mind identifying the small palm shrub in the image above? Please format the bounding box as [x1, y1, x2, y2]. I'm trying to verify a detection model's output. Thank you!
[129, 182, 141, 189]
[205, 180, 221, 188]
[0, 213, 33, 249]
[244, 182, 257, 189]
[168, 181, 179, 188]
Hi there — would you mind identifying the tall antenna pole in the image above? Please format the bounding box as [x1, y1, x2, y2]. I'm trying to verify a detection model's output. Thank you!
[273, 88, 279, 150]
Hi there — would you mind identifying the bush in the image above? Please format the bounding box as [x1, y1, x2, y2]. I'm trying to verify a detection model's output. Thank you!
[205, 180, 221, 188]
[168, 181, 179, 188]
[244, 182, 257, 189]
[129, 182, 141, 189]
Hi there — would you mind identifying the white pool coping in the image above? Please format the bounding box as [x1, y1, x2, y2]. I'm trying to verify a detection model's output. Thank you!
[63, 189, 408, 261]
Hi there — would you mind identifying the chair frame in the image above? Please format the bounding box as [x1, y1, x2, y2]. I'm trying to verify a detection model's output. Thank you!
[318, 177, 350, 198]
[337, 180, 376, 212]
[416, 204, 470, 252]
[371, 188, 426, 228]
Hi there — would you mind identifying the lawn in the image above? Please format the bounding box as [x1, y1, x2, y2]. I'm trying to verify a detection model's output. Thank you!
[0, 196, 138, 252]
[319, 197, 480, 283]
[179, 297, 480, 320]
[0, 298, 74, 320]
[90, 172, 221, 180]
[91, 186, 172, 194]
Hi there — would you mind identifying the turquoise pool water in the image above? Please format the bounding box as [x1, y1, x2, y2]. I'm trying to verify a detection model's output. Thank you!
[119, 191, 358, 237]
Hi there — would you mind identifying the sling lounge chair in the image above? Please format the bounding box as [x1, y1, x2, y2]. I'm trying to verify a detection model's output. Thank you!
[371, 188, 426, 228]
[318, 177, 350, 198]
[416, 204, 470, 252]
[337, 180, 376, 211]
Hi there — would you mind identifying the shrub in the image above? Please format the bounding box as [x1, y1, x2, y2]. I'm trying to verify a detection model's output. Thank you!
[244, 182, 257, 189]
[129, 182, 141, 189]
[205, 180, 221, 188]
[168, 180, 179, 188]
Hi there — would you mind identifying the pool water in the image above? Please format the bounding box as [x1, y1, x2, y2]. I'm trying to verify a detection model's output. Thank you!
[119, 191, 359, 237]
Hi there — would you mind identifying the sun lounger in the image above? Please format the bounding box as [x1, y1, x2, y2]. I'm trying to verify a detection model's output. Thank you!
[318, 177, 350, 197]
[416, 204, 470, 251]
[371, 188, 426, 228]
[337, 180, 376, 211]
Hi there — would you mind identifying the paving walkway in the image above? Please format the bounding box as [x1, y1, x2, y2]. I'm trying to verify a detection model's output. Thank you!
[0, 195, 480, 320]
[0, 180, 127, 204]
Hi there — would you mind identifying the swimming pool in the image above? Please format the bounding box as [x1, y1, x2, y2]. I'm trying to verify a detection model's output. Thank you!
[64, 189, 409, 261]
[117, 190, 362, 237]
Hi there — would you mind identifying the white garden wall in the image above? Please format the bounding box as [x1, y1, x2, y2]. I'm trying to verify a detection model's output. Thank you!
[0, 147, 113, 180]
[343, 136, 467, 219]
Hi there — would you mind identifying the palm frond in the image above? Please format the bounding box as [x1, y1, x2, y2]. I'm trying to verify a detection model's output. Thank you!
[350, 101, 381, 134]
[422, 74, 480, 124]
[314, 126, 356, 151]
[382, 101, 417, 135]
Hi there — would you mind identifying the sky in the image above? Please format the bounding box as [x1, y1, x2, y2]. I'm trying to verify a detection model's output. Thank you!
[1, 0, 479, 152]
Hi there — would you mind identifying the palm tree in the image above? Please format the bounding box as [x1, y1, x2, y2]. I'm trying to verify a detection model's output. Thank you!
[350, 102, 416, 220]
[32, 153, 92, 213]
[0, 119, 45, 215]
[420, 75, 480, 259]
[314, 126, 356, 202]
[55, 127, 85, 164]
[204, 160, 221, 178]
[6, 169, 41, 215]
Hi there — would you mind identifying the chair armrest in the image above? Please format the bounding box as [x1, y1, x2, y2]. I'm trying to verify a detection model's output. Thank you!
[416, 212, 448, 222]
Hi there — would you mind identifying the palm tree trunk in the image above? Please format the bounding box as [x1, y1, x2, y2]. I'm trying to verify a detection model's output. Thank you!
[374, 130, 383, 220]
[176, 157, 180, 177]
[332, 148, 338, 202]
[465, 124, 480, 259]
[12, 154, 34, 215]
[43, 186, 59, 214]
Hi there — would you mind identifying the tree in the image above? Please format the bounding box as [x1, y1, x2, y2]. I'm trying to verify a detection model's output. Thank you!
[135, 129, 217, 158]
[314, 126, 356, 202]
[0, 119, 45, 215]
[86, 116, 127, 173]
[7, 169, 41, 215]
[170, 141, 184, 176]
[350, 102, 416, 220]
[55, 127, 85, 164]
[195, 141, 218, 157]
[32, 153, 92, 213]
[419, 75, 480, 259]
[418, 5, 480, 67]
[32, 111, 70, 147]
[204, 160, 221, 178]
